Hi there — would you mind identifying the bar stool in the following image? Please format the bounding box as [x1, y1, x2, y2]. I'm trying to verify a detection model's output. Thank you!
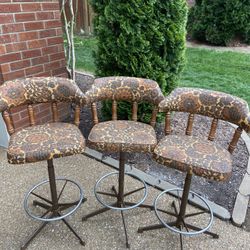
[82, 76, 164, 248]
[138, 88, 250, 249]
[0, 77, 87, 249]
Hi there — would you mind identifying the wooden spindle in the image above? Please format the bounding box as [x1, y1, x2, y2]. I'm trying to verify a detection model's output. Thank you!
[52, 102, 59, 122]
[3, 111, 15, 135]
[91, 102, 99, 125]
[186, 113, 194, 136]
[112, 100, 117, 120]
[165, 111, 171, 135]
[27, 104, 35, 126]
[208, 118, 218, 141]
[150, 106, 158, 127]
[74, 104, 80, 126]
[132, 101, 138, 121]
[228, 127, 242, 153]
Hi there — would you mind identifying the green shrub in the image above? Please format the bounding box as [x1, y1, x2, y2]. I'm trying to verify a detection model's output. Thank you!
[91, 0, 188, 121]
[188, 0, 250, 46]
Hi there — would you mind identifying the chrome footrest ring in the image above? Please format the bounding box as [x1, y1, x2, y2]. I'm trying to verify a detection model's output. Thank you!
[94, 171, 148, 211]
[154, 188, 214, 236]
[24, 178, 84, 222]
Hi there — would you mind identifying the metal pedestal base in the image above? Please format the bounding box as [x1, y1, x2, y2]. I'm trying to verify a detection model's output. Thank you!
[82, 152, 152, 248]
[138, 172, 219, 250]
[21, 159, 86, 249]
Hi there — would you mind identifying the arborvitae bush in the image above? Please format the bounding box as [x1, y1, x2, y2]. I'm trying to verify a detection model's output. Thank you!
[188, 0, 250, 46]
[91, 0, 188, 121]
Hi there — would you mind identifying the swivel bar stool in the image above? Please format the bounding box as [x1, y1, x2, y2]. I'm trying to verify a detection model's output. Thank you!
[138, 88, 250, 249]
[82, 76, 164, 248]
[0, 77, 87, 249]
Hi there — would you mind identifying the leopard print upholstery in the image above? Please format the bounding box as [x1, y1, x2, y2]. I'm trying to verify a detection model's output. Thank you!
[159, 88, 250, 131]
[88, 120, 157, 153]
[85, 76, 164, 105]
[154, 135, 232, 181]
[0, 77, 85, 112]
[8, 123, 85, 164]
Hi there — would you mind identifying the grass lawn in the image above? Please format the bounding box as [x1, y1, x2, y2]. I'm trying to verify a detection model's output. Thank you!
[74, 36, 250, 105]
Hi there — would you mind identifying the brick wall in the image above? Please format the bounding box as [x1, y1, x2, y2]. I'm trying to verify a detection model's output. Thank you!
[0, 0, 70, 130]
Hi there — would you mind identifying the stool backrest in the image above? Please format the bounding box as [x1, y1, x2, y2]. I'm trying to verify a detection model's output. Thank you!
[85, 76, 164, 127]
[159, 87, 250, 154]
[0, 77, 86, 135]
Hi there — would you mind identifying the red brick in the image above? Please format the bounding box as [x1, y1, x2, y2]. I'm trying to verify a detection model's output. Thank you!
[52, 67, 67, 76]
[0, 34, 18, 43]
[35, 71, 51, 77]
[45, 20, 61, 29]
[2, 23, 24, 33]
[24, 22, 44, 31]
[19, 31, 38, 41]
[19, 109, 28, 119]
[44, 61, 60, 72]
[0, 53, 21, 64]
[2, 69, 25, 81]
[25, 65, 44, 76]
[36, 11, 54, 20]
[21, 3, 41, 12]
[0, 3, 21, 13]
[0, 14, 14, 24]
[15, 13, 35, 22]
[11, 113, 21, 123]
[41, 2, 59, 11]
[39, 29, 56, 38]
[53, 11, 61, 20]
[28, 39, 47, 49]
[0, 45, 5, 55]
[10, 59, 31, 71]
[6, 42, 27, 53]
[1, 64, 10, 73]
[50, 52, 65, 61]
[47, 36, 63, 46]
[31, 55, 49, 66]
[55, 27, 63, 36]
[22, 49, 41, 59]
[42, 45, 58, 55]
[13, 116, 30, 130]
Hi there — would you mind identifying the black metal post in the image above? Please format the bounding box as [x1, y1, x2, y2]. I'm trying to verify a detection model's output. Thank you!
[117, 152, 126, 207]
[47, 159, 58, 210]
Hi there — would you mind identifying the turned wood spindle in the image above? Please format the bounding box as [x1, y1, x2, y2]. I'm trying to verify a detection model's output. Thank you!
[52, 102, 59, 122]
[165, 111, 171, 135]
[27, 104, 35, 126]
[228, 127, 242, 153]
[208, 118, 218, 141]
[91, 102, 99, 125]
[112, 100, 117, 120]
[186, 113, 194, 136]
[150, 106, 158, 128]
[132, 101, 138, 121]
[74, 104, 80, 127]
[3, 111, 15, 135]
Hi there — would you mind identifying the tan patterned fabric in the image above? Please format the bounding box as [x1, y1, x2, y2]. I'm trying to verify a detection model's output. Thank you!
[8, 123, 85, 164]
[154, 135, 232, 181]
[85, 76, 164, 105]
[159, 88, 250, 131]
[88, 120, 157, 153]
[0, 77, 86, 112]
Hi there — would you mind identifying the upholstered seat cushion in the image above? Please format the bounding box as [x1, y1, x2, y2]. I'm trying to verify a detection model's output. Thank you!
[8, 123, 85, 164]
[88, 120, 157, 153]
[153, 135, 232, 181]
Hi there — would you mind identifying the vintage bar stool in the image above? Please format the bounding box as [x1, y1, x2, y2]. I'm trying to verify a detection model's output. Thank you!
[0, 77, 87, 249]
[138, 88, 250, 248]
[82, 76, 164, 248]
